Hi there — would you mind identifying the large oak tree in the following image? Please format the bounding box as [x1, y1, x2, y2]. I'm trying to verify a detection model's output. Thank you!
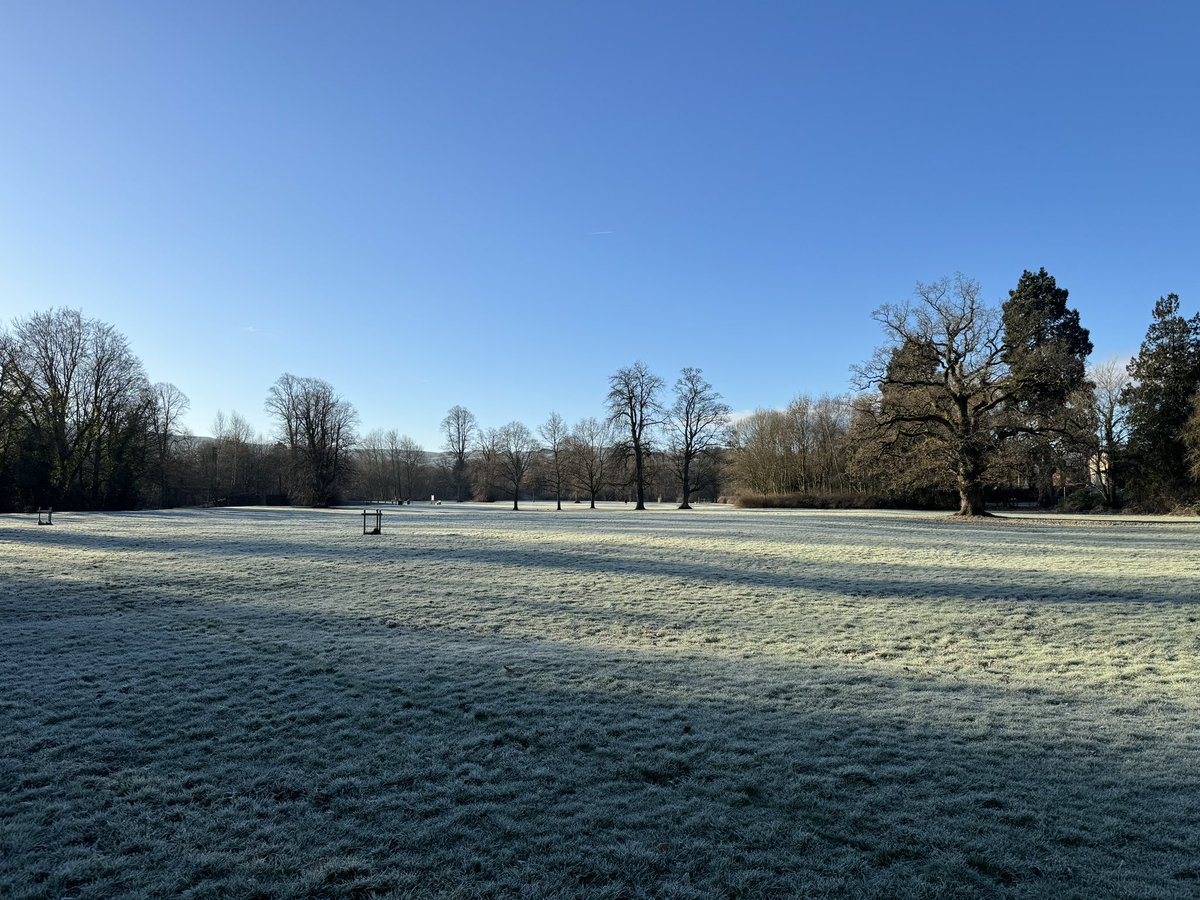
[855, 271, 1091, 516]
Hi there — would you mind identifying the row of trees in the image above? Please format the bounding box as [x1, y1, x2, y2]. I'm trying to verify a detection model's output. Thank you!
[3, 276, 1198, 514]
[0, 309, 166, 510]
[427, 365, 731, 511]
[413, 410, 623, 510]
[0, 308, 362, 512]
[0, 308, 732, 512]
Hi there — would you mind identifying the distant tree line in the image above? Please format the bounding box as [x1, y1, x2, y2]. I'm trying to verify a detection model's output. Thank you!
[1, 309, 159, 511]
[0, 309, 359, 511]
[4, 271, 1199, 514]
[349, 366, 731, 511]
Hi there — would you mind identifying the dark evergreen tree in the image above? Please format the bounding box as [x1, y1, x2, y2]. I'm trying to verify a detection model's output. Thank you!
[1000, 268, 1094, 503]
[1121, 294, 1200, 506]
[1002, 269, 1092, 407]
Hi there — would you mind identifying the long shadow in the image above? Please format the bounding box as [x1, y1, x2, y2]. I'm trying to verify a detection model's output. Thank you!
[60, 588, 1200, 739]
[10, 503, 1200, 557]
[2, 586, 1197, 898]
[6, 516, 1196, 609]
[443, 504, 1200, 544]
[439, 544, 1196, 606]
[14, 503, 1200, 547]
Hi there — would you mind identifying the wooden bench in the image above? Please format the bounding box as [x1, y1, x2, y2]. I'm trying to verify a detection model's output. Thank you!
[37, 507, 53, 526]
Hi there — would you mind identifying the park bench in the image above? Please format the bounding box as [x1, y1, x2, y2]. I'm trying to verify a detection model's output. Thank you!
[37, 507, 53, 526]
[1004, 499, 1040, 510]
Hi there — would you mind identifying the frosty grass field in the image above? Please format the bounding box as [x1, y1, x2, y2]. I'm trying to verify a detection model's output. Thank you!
[1, 503, 1198, 899]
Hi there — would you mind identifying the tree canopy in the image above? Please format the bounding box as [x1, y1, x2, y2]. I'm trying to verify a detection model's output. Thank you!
[855, 271, 1092, 515]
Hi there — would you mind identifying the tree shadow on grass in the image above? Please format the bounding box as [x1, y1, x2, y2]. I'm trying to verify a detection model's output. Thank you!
[2, 588, 1198, 899]
[10, 519, 1197, 610]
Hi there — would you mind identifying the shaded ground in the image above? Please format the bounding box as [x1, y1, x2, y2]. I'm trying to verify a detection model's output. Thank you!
[1, 504, 1197, 898]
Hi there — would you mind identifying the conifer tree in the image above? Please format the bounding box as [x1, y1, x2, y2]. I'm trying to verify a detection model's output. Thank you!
[1121, 294, 1200, 505]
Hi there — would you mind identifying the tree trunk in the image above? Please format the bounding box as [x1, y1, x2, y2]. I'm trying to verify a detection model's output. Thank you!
[957, 483, 987, 516]
[952, 403, 990, 517]
[556, 489, 562, 511]
[633, 442, 646, 510]
[589, 490, 597, 509]
[956, 454, 989, 516]
[678, 454, 692, 510]
[1101, 427, 1117, 506]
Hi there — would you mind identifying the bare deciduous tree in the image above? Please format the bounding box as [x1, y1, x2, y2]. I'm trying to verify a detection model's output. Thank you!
[397, 434, 425, 501]
[12, 308, 150, 508]
[538, 411, 568, 510]
[441, 405, 477, 501]
[382, 429, 403, 500]
[607, 361, 663, 510]
[666, 367, 730, 509]
[208, 410, 259, 502]
[1088, 358, 1129, 505]
[728, 396, 853, 497]
[567, 417, 615, 509]
[0, 329, 27, 502]
[381, 429, 425, 501]
[148, 382, 190, 506]
[472, 426, 501, 501]
[357, 429, 392, 501]
[498, 421, 538, 510]
[266, 373, 358, 507]
[854, 276, 1006, 515]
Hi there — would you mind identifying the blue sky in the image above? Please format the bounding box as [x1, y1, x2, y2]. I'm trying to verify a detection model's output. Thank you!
[2, 1, 1197, 447]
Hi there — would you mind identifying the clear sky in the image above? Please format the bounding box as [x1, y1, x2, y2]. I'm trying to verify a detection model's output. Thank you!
[2, 1, 1197, 447]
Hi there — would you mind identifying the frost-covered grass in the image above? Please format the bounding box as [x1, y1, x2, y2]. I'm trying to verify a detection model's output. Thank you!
[1, 504, 1198, 899]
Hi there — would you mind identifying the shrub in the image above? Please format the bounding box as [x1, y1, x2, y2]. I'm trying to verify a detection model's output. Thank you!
[1057, 490, 1104, 513]
[731, 492, 952, 511]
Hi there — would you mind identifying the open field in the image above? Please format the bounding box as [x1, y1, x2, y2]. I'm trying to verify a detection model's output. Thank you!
[1, 504, 1198, 899]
